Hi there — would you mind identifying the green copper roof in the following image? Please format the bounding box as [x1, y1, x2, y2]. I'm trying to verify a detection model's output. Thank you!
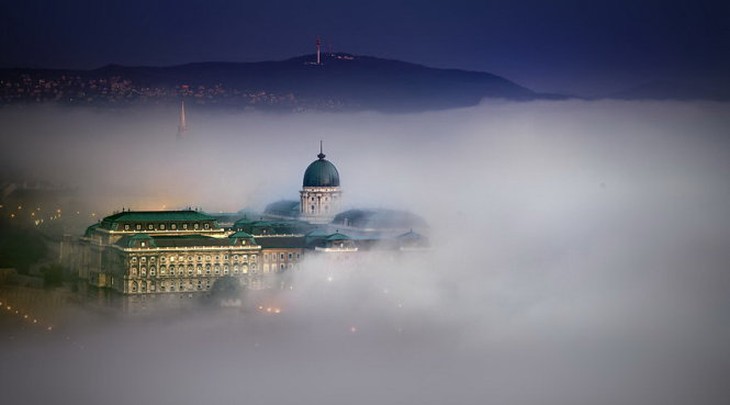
[84, 223, 100, 237]
[99, 210, 218, 230]
[229, 231, 255, 239]
[124, 233, 157, 248]
[303, 148, 340, 187]
[325, 232, 351, 241]
[102, 210, 216, 223]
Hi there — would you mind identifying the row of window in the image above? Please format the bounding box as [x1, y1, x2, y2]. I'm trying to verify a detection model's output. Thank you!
[130, 254, 256, 264]
[308, 195, 336, 202]
[263, 252, 300, 261]
[129, 277, 263, 293]
[131, 279, 212, 293]
[129, 263, 256, 277]
[123, 222, 213, 231]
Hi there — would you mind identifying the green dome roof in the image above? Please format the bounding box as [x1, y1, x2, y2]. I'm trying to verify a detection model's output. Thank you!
[303, 148, 340, 187]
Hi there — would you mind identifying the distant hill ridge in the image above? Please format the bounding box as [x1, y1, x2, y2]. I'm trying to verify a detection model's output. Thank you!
[0, 53, 567, 111]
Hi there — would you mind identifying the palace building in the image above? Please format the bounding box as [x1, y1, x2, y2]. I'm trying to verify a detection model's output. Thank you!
[73, 144, 428, 295]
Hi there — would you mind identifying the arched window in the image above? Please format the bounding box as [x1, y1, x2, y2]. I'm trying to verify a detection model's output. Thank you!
[132, 281, 138, 292]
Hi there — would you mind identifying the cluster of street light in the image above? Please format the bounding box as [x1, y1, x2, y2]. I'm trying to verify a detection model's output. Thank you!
[257, 304, 282, 314]
[0, 298, 54, 332]
[0, 203, 102, 226]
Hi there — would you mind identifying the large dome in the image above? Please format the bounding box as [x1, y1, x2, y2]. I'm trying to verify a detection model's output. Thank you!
[303, 150, 340, 187]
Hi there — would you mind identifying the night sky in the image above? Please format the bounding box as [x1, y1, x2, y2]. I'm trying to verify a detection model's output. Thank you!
[1, 0, 728, 96]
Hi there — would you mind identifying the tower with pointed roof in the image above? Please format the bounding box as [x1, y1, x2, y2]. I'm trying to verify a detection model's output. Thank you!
[177, 100, 187, 140]
[300, 141, 342, 224]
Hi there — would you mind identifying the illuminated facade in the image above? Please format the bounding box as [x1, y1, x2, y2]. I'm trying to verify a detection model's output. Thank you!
[78, 211, 272, 294]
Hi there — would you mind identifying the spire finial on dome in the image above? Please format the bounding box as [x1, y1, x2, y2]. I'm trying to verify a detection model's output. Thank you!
[317, 140, 326, 159]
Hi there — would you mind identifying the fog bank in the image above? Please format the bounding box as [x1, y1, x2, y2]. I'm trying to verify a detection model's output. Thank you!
[1, 100, 729, 405]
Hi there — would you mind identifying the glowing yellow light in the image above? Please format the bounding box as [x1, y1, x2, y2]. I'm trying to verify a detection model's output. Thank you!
[33, 319, 37, 323]
[17, 205, 22, 210]
[47, 326, 53, 331]
[258, 305, 264, 310]
[23, 314, 28, 319]
[274, 308, 281, 314]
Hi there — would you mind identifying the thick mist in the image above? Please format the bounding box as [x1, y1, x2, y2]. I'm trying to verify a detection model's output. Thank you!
[1, 100, 730, 405]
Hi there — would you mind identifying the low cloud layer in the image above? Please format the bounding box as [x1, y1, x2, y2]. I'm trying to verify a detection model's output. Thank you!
[1, 100, 729, 405]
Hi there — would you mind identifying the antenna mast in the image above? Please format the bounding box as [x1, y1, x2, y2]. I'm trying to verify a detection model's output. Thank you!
[316, 37, 321, 65]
